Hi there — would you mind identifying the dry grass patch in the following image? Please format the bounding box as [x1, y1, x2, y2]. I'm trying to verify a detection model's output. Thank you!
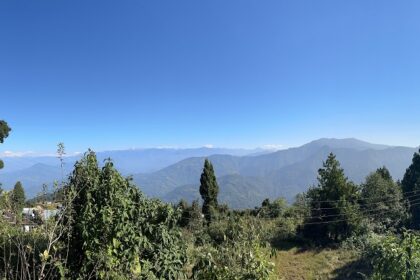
[272, 242, 368, 280]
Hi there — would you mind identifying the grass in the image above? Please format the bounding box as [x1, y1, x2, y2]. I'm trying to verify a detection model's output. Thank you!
[272, 241, 369, 280]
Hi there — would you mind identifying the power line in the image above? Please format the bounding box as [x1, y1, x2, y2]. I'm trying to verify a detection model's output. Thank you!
[306, 192, 420, 211]
[178, 190, 419, 224]
[300, 202, 420, 226]
[303, 189, 420, 204]
[297, 197, 420, 220]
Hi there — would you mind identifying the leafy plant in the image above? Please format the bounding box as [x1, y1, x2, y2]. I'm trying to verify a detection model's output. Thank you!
[192, 216, 275, 280]
[61, 151, 187, 279]
[366, 231, 420, 280]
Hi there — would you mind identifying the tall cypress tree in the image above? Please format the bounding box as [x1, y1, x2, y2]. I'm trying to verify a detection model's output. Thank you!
[12, 181, 26, 215]
[402, 149, 420, 228]
[199, 159, 219, 224]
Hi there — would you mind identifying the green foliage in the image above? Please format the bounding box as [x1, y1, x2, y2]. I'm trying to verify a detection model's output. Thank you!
[256, 198, 288, 218]
[57, 142, 66, 181]
[303, 153, 362, 244]
[366, 231, 420, 280]
[0, 120, 10, 188]
[199, 159, 219, 224]
[0, 120, 11, 144]
[361, 167, 407, 232]
[178, 199, 203, 231]
[0, 190, 11, 210]
[11, 181, 26, 215]
[62, 151, 187, 279]
[192, 217, 275, 280]
[0, 219, 60, 279]
[402, 149, 420, 229]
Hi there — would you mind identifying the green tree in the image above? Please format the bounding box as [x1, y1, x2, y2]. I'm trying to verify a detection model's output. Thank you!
[0, 120, 11, 170]
[360, 167, 407, 232]
[11, 181, 25, 216]
[257, 197, 288, 218]
[402, 149, 420, 229]
[178, 199, 202, 230]
[303, 153, 361, 244]
[199, 159, 219, 224]
[0, 120, 11, 191]
[0, 120, 10, 144]
[62, 151, 187, 279]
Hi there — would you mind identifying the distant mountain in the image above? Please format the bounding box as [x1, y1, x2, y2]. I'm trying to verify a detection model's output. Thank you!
[301, 138, 391, 151]
[95, 147, 257, 174]
[0, 147, 259, 197]
[133, 139, 418, 208]
[0, 163, 62, 197]
[163, 174, 272, 209]
[1, 139, 418, 208]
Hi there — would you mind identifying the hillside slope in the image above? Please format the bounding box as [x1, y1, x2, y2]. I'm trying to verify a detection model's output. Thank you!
[133, 139, 417, 207]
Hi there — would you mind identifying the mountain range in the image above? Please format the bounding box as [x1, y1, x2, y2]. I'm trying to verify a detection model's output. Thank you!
[1, 138, 418, 208]
[0, 147, 263, 197]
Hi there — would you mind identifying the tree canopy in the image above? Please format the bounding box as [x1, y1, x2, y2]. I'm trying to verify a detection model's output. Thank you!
[199, 159, 219, 224]
[11, 181, 25, 216]
[0, 120, 10, 191]
[303, 153, 361, 243]
[361, 167, 407, 231]
[402, 149, 420, 229]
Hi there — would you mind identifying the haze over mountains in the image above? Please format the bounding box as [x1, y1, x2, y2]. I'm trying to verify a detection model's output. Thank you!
[0, 147, 263, 197]
[0, 138, 418, 208]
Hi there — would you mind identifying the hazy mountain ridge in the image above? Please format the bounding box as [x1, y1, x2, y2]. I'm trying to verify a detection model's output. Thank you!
[0, 147, 261, 197]
[163, 174, 272, 209]
[133, 139, 418, 207]
[1, 147, 259, 174]
[0, 139, 418, 207]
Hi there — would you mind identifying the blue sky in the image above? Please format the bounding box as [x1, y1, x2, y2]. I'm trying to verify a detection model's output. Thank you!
[1, 0, 420, 153]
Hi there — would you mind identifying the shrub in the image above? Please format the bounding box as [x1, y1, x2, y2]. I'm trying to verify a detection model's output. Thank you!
[192, 216, 275, 280]
[366, 231, 420, 279]
[61, 151, 187, 279]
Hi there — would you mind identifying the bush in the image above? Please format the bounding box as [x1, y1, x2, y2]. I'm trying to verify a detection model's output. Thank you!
[0, 220, 56, 279]
[61, 151, 188, 279]
[365, 231, 420, 279]
[191, 216, 275, 280]
[192, 241, 274, 280]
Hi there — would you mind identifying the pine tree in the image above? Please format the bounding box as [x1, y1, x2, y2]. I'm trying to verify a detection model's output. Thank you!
[12, 181, 25, 215]
[303, 153, 360, 243]
[402, 149, 420, 228]
[199, 159, 219, 224]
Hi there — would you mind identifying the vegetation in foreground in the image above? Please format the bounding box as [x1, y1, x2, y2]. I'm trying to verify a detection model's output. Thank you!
[1, 119, 420, 279]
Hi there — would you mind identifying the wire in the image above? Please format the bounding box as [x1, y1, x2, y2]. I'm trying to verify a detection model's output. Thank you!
[298, 197, 420, 220]
[178, 188, 420, 225]
[303, 189, 420, 204]
[300, 202, 420, 226]
[306, 192, 420, 211]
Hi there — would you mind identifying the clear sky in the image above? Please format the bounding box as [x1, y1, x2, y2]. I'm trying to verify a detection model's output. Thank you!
[1, 0, 420, 154]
